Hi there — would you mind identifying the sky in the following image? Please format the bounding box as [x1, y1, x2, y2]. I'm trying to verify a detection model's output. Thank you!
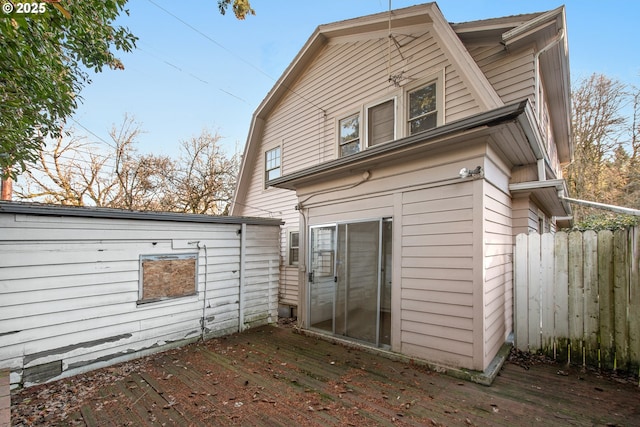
[70, 0, 640, 159]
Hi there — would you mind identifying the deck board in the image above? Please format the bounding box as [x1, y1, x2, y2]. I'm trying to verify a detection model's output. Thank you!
[11, 325, 640, 426]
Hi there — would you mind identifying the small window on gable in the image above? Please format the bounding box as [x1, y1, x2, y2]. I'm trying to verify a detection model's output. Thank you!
[408, 82, 437, 135]
[367, 99, 395, 146]
[288, 231, 299, 266]
[265, 146, 281, 187]
[339, 114, 360, 157]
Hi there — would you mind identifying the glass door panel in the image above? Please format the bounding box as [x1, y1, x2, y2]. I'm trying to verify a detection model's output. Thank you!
[308, 220, 392, 347]
[308, 226, 336, 333]
[337, 221, 380, 343]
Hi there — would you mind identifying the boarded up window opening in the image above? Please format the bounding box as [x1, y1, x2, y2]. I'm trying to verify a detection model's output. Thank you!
[139, 254, 197, 304]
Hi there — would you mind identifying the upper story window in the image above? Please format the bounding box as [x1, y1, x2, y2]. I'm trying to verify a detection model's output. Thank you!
[367, 99, 395, 146]
[265, 146, 281, 187]
[339, 114, 360, 157]
[408, 82, 437, 135]
[336, 71, 442, 157]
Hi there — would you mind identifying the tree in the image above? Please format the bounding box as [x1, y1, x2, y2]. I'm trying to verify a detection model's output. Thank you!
[564, 74, 628, 222]
[15, 117, 239, 215]
[0, 1, 137, 179]
[217, 0, 255, 19]
[173, 130, 240, 215]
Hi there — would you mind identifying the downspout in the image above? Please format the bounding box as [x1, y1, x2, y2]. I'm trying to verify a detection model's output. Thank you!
[239, 223, 246, 332]
[198, 242, 209, 342]
[534, 29, 564, 181]
[534, 29, 564, 119]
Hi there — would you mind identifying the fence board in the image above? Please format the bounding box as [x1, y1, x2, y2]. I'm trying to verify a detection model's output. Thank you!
[514, 233, 529, 351]
[514, 226, 640, 375]
[541, 233, 555, 353]
[568, 231, 584, 365]
[527, 233, 541, 350]
[598, 230, 615, 369]
[554, 232, 569, 360]
[629, 228, 640, 374]
[583, 230, 599, 367]
[614, 229, 629, 370]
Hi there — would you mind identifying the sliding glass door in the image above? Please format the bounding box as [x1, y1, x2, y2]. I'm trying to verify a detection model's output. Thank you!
[308, 219, 391, 347]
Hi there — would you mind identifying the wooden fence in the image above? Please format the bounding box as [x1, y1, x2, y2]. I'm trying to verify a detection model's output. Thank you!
[514, 227, 640, 374]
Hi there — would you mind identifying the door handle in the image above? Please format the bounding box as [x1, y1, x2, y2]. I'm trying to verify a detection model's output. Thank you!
[308, 271, 314, 282]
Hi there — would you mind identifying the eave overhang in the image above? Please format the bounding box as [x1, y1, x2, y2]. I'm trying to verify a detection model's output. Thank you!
[509, 179, 572, 217]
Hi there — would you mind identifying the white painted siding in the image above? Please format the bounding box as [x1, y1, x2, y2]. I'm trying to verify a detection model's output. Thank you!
[0, 210, 280, 388]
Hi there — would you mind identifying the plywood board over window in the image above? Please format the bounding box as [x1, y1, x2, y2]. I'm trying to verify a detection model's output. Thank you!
[139, 253, 197, 303]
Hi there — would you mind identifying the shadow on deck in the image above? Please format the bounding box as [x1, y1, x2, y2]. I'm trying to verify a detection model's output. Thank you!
[11, 324, 640, 426]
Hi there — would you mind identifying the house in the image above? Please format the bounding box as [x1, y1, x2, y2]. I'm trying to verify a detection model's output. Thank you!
[231, 3, 572, 374]
[0, 202, 282, 388]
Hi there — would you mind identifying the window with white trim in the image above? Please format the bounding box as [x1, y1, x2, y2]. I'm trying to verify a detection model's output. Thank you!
[338, 114, 360, 157]
[288, 231, 299, 266]
[265, 146, 281, 187]
[407, 81, 437, 135]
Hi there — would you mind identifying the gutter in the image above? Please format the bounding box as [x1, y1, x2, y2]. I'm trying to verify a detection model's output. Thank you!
[0, 201, 283, 226]
[268, 100, 528, 189]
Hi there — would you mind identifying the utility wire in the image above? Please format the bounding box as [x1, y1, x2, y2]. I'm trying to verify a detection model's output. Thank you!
[146, 0, 326, 114]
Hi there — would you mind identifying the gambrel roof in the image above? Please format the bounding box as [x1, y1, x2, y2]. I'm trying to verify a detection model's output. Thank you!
[232, 3, 571, 215]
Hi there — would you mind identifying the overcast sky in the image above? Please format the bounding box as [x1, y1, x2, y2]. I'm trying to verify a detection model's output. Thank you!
[69, 0, 640, 159]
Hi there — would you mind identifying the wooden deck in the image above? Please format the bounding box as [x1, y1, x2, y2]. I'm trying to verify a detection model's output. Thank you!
[11, 324, 640, 426]
[1, 370, 9, 427]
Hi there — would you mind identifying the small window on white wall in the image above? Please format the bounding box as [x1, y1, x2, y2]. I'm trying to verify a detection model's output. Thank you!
[288, 231, 299, 265]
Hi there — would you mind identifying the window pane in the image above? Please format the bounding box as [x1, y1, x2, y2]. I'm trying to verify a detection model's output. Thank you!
[339, 114, 359, 143]
[409, 112, 437, 134]
[266, 147, 280, 170]
[290, 232, 299, 247]
[290, 248, 299, 264]
[267, 167, 281, 180]
[340, 140, 360, 157]
[409, 83, 436, 119]
[368, 100, 394, 146]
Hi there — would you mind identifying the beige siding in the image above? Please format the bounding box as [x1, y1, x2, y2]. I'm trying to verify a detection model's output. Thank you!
[467, 44, 536, 108]
[265, 27, 481, 178]
[512, 195, 539, 235]
[483, 182, 513, 367]
[401, 182, 476, 368]
[238, 22, 494, 312]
